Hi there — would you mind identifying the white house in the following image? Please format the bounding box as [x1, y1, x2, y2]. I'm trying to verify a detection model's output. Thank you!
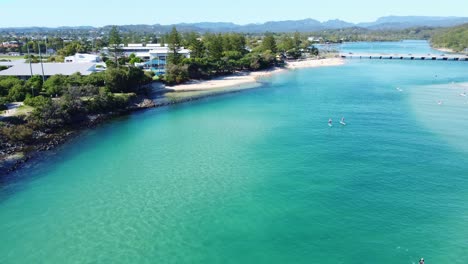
[64, 53, 101, 63]
[102, 43, 190, 75]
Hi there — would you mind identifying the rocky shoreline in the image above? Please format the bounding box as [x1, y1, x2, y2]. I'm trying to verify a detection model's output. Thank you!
[0, 82, 267, 176]
[0, 96, 156, 176]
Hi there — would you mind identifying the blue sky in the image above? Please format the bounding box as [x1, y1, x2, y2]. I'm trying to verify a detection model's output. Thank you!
[1, 0, 467, 27]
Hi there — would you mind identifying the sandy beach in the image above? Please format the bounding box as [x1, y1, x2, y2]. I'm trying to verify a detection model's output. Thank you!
[165, 58, 344, 91]
[286, 58, 345, 69]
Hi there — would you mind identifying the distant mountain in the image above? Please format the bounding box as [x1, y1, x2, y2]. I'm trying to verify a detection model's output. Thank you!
[0, 26, 96, 33]
[321, 19, 355, 29]
[2, 16, 468, 34]
[238, 18, 324, 32]
[182, 22, 238, 30]
[358, 16, 468, 30]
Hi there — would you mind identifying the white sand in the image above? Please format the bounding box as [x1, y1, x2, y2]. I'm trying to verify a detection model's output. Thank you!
[166, 58, 344, 91]
[286, 58, 345, 69]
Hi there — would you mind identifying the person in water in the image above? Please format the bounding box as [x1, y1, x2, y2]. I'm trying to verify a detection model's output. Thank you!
[328, 118, 332, 126]
[419, 258, 424, 264]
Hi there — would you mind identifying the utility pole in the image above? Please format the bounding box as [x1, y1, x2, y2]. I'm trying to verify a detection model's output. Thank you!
[44, 37, 48, 57]
[27, 41, 33, 77]
[38, 42, 45, 83]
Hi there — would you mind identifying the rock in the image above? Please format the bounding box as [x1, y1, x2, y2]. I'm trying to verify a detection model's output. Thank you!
[136, 99, 156, 108]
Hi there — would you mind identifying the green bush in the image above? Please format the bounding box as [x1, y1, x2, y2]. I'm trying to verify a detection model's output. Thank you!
[0, 97, 9, 110]
[1, 124, 34, 143]
[24, 95, 52, 108]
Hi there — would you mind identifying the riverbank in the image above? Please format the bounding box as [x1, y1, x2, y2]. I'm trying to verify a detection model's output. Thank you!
[165, 58, 344, 91]
[286, 58, 345, 69]
[165, 67, 285, 92]
[0, 96, 156, 175]
[1, 58, 345, 175]
[433, 47, 468, 54]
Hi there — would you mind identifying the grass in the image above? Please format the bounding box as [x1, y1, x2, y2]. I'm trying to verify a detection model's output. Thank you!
[0, 56, 24, 61]
[114, 93, 137, 100]
[12, 105, 34, 116]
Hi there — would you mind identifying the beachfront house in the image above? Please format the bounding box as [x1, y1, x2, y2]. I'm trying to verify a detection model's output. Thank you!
[102, 43, 191, 75]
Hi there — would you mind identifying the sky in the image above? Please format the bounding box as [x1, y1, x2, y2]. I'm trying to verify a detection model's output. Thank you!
[0, 0, 467, 27]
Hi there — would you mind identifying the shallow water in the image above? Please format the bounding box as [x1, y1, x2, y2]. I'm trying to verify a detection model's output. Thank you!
[1, 42, 468, 264]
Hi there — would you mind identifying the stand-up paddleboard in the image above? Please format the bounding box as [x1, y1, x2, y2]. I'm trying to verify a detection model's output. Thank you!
[340, 117, 346, 126]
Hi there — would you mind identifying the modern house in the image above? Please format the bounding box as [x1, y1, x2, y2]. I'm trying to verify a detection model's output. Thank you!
[102, 43, 191, 75]
[64, 53, 101, 63]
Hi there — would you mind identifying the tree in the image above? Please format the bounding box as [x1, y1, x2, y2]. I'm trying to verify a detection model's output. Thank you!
[84, 72, 106, 87]
[129, 53, 142, 65]
[126, 66, 147, 91]
[262, 33, 277, 53]
[293, 32, 301, 49]
[167, 27, 183, 65]
[58, 41, 86, 56]
[186, 33, 205, 59]
[278, 35, 294, 52]
[25, 75, 43, 96]
[205, 33, 224, 61]
[24, 95, 52, 108]
[8, 83, 29, 101]
[43, 74, 68, 96]
[0, 76, 24, 97]
[105, 67, 127, 93]
[66, 72, 83, 87]
[108, 26, 123, 66]
[164, 64, 189, 85]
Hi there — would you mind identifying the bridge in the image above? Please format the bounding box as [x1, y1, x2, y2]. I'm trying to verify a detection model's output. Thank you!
[339, 53, 468, 61]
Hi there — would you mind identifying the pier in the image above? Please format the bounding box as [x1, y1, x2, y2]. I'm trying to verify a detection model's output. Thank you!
[340, 53, 468, 61]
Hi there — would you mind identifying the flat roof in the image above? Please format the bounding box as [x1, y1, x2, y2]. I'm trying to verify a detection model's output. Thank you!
[0, 62, 96, 76]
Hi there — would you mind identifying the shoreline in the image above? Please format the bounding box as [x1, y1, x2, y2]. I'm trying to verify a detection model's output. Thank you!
[0, 58, 345, 176]
[165, 58, 344, 92]
[432, 46, 467, 55]
[0, 97, 156, 175]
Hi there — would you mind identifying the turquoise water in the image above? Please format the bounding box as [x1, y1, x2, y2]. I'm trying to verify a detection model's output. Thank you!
[1, 42, 468, 263]
[319, 40, 445, 55]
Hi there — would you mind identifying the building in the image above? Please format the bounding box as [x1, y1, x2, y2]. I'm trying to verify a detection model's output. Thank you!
[1, 41, 20, 48]
[0, 63, 98, 79]
[102, 43, 191, 75]
[307, 37, 323, 43]
[64, 53, 101, 63]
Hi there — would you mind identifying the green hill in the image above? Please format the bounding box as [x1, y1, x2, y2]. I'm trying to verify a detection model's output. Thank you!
[431, 23, 468, 52]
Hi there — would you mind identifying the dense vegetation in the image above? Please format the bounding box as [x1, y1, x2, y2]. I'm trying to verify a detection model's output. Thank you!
[431, 23, 468, 52]
[163, 28, 318, 85]
[0, 68, 152, 102]
[0, 67, 153, 143]
[307, 27, 445, 43]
